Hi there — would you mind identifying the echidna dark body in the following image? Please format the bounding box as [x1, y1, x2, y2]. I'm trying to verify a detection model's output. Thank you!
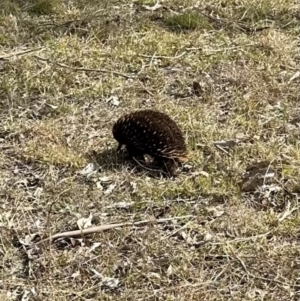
[112, 110, 188, 176]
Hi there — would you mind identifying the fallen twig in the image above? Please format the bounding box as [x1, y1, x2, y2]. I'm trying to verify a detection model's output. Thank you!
[288, 71, 300, 84]
[0, 47, 43, 60]
[35, 215, 193, 246]
[33, 55, 135, 79]
[213, 230, 273, 244]
[139, 44, 256, 60]
[139, 51, 187, 59]
[186, 43, 256, 52]
[215, 144, 230, 156]
[248, 272, 300, 288]
[278, 201, 298, 222]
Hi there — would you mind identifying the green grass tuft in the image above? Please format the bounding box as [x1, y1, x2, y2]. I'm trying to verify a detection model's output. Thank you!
[164, 12, 211, 31]
[28, 0, 60, 15]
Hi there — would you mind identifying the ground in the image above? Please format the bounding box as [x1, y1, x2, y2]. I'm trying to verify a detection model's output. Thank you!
[0, 0, 299, 300]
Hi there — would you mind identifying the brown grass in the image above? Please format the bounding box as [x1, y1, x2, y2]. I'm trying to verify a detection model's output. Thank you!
[0, 0, 299, 300]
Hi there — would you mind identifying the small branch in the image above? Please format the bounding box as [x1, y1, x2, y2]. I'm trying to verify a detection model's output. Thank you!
[166, 218, 194, 238]
[248, 272, 299, 288]
[33, 55, 135, 79]
[139, 44, 256, 60]
[288, 71, 300, 84]
[0, 47, 43, 60]
[35, 215, 193, 246]
[278, 202, 298, 222]
[139, 51, 187, 59]
[187, 43, 256, 52]
[213, 230, 273, 245]
[215, 144, 230, 155]
[228, 244, 249, 274]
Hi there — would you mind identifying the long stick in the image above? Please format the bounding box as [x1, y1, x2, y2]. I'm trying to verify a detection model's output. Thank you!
[35, 215, 193, 246]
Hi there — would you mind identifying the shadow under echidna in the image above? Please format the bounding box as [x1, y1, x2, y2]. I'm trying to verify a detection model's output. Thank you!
[112, 110, 188, 177]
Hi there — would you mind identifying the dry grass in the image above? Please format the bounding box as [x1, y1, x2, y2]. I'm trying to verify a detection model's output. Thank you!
[0, 0, 299, 300]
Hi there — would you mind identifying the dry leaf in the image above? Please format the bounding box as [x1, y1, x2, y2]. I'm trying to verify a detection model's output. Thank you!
[205, 206, 224, 217]
[104, 184, 116, 195]
[91, 268, 102, 279]
[101, 276, 119, 289]
[21, 288, 36, 301]
[130, 181, 137, 193]
[99, 176, 112, 183]
[70, 238, 84, 247]
[199, 171, 210, 177]
[79, 163, 97, 176]
[261, 184, 281, 199]
[106, 95, 120, 106]
[90, 242, 101, 252]
[204, 232, 213, 241]
[241, 176, 262, 192]
[19, 233, 39, 246]
[167, 264, 173, 276]
[214, 140, 237, 148]
[96, 181, 103, 190]
[77, 213, 93, 230]
[240, 161, 276, 192]
[288, 71, 300, 84]
[148, 272, 161, 279]
[33, 187, 43, 199]
[142, 2, 162, 11]
[71, 270, 80, 278]
[106, 201, 134, 209]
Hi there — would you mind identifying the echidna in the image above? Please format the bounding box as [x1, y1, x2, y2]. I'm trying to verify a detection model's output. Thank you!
[112, 109, 188, 176]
